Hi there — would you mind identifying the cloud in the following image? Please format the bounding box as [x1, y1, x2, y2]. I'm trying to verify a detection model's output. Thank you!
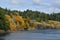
[33, 0, 41, 5]
[41, 7, 60, 13]
[10, 0, 32, 6]
[10, 0, 19, 4]
[54, 8, 60, 13]
[41, 7, 54, 13]
[2, 0, 60, 13]
[51, 0, 60, 8]
[41, 0, 60, 9]
[54, 0, 60, 4]
[35, 0, 60, 9]
[10, 0, 24, 5]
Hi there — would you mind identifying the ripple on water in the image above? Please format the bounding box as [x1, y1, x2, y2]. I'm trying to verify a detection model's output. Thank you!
[1, 29, 60, 40]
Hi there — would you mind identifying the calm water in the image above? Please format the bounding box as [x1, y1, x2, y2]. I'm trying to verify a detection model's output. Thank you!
[0, 29, 60, 40]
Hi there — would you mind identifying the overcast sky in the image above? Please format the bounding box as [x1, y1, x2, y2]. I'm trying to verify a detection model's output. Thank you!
[0, 0, 60, 13]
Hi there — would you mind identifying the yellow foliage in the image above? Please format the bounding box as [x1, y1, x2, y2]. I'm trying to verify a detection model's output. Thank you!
[14, 16, 23, 21]
[14, 15, 25, 25]
[10, 22, 16, 31]
[5, 15, 16, 31]
[5, 14, 31, 31]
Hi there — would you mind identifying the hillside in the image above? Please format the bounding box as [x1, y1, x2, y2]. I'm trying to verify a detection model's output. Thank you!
[0, 7, 60, 31]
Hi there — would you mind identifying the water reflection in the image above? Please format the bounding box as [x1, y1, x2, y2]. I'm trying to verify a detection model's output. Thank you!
[0, 33, 10, 40]
[0, 30, 60, 40]
[0, 38, 4, 40]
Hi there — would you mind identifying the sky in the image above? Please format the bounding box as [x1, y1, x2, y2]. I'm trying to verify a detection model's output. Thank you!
[0, 0, 60, 13]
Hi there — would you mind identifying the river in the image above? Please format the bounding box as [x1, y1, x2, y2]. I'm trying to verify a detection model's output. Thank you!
[0, 29, 60, 40]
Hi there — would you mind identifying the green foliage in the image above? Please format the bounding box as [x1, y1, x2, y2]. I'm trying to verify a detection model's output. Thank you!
[0, 7, 60, 30]
[19, 10, 60, 22]
[0, 9, 10, 31]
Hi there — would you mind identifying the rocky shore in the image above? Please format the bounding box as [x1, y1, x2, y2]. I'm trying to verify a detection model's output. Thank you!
[0, 20, 60, 35]
[0, 30, 10, 36]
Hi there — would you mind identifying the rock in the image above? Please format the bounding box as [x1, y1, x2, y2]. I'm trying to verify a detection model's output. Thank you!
[0, 30, 10, 36]
[0, 30, 5, 34]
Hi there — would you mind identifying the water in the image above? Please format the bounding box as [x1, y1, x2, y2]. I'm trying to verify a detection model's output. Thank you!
[0, 29, 60, 40]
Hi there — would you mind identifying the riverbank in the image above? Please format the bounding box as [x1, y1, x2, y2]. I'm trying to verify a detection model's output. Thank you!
[0, 20, 60, 35]
[34, 20, 60, 29]
[0, 30, 10, 36]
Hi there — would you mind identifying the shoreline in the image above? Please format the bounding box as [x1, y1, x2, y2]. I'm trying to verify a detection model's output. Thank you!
[0, 30, 10, 36]
[0, 29, 60, 36]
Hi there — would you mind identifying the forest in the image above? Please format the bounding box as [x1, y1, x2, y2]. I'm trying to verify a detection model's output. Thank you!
[0, 7, 60, 31]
